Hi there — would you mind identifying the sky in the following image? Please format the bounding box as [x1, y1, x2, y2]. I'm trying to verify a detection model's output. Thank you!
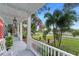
[37, 3, 79, 29]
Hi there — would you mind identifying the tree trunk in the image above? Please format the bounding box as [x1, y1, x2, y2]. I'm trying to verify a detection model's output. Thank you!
[48, 39, 50, 44]
[53, 24, 56, 47]
[55, 24, 58, 47]
[59, 31, 62, 47]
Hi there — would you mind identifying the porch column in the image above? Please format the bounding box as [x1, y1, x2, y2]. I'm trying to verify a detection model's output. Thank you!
[17, 23, 20, 38]
[20, 22, 23, 41]
[27, 16, 32, 49]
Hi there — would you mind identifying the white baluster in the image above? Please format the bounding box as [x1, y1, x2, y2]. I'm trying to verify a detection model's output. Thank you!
[58, 51, 60, 56]
[63, 53, 66, 56]
[35, 42, 37, 50]
[54, 50, 56, 56]
[51, 48, 52, 56]
[38, 43, 40, 52]
[42, 44, 44, 56]
[3, 39, 6, 51]
[43, 45, 45, 56]
[48, 47, 49, 56]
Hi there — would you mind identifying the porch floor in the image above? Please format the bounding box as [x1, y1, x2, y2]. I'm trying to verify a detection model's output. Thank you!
[4, 37, 35, 56]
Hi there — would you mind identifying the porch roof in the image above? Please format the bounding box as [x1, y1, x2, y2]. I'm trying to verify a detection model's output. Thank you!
[0, 3, 44, 22]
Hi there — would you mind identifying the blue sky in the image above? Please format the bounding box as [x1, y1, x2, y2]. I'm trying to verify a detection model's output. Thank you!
[37, 3, 79, 29]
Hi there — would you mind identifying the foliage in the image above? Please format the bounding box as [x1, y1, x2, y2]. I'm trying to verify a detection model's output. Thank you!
[5, 36, 13, 50]
[72, 30, 79, 37]
[33, 33, 79, 55]
[43, 27, 51, 40]
[23, 31, 27, 38]
[31, 13, 42, 34]
[7, 24, 13, 35]
[31, 23, 36, 34]
[60, 38, 79, 55]
[44, 6, 77, 47]
[33, 32, 53, 41]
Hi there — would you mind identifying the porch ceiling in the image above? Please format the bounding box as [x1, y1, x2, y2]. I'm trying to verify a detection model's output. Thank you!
[0, 3, 44, 22]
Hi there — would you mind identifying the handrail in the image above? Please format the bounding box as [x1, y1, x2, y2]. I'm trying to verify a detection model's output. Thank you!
[31, 39, 75, 56]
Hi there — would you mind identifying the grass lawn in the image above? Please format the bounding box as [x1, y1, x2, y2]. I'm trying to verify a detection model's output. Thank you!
[60, 38, 79, 55]
[32, 32, 79, 55]
[32, 32, 53, 40]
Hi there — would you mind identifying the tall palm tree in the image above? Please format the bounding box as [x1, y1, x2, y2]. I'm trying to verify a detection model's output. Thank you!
[44, 8, 77, 47]
[44, 9, 63, 46]
[44, 12, 56, 46]
[56, 10, 77, 46]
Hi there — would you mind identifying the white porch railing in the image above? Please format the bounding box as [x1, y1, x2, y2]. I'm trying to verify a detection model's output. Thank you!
[0, 38, 6, 55]
[31, 39, 75, 56]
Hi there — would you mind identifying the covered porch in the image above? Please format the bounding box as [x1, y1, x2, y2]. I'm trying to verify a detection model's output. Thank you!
[0, 3, 74, 56]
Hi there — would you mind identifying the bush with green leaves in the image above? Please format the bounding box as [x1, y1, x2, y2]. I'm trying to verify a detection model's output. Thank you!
[5, 36, 13, 50]
[23, 31, 27, 38]
[72, 30, 79, 37]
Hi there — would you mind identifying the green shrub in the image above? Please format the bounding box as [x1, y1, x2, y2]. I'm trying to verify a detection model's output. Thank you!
[23, 31, 27, 38]
[72, 30, 79, 37]
[5, 36, 13, 50]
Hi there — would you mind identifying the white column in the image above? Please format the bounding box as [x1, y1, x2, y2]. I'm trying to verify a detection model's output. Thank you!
[17, 23, 20, 38]
[20, 22, 23, 41]
[27, 16, 32, 49]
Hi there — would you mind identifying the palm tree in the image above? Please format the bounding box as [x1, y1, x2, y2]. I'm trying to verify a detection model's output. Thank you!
[44, 12, 56, 46]
[57, 9, 77, 46]
[44, 9, 63, 46]
[44, 8, 77, 47]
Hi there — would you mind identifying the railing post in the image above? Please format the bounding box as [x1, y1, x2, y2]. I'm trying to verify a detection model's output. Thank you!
[3, 38, 6, 51]
[42, 44, 43, 56]
[43, 45, 44, 56]
[36, 40, 38, 52]
[43, 45, 45, 56]
[54, 50, 56, 56]
[51, 48, 52, 56]
[41, 44, 42, 56]
[58, 51, 60, 56]
[48, 47, 49, 56]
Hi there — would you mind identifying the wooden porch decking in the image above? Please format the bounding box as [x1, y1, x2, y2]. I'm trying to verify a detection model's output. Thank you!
[3, 37, 35, 56]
